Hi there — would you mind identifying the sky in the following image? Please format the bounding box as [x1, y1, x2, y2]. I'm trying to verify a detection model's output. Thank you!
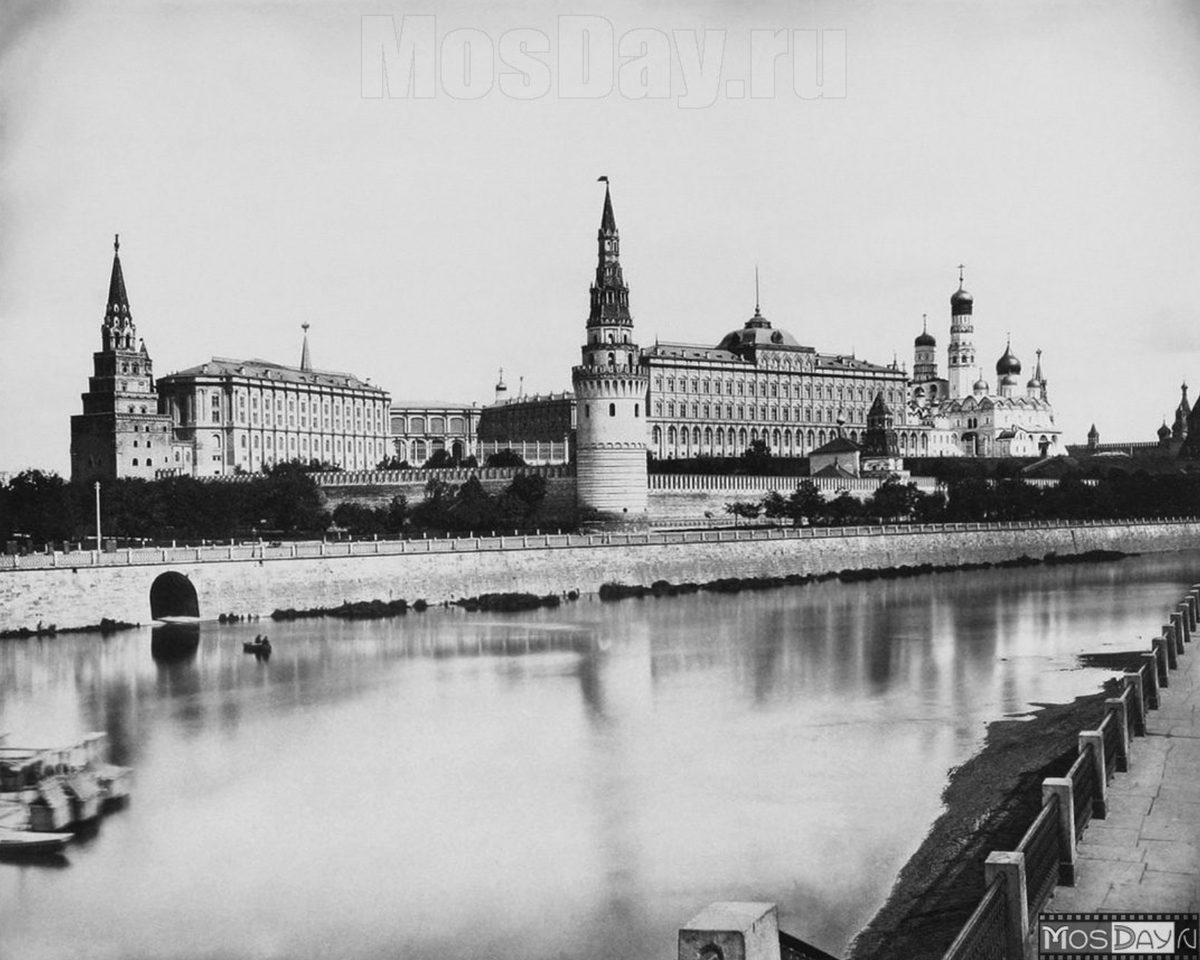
[1, 0, 1198, 475]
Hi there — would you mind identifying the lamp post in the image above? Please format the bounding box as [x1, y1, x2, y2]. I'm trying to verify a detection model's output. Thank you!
[94, 481, 102, 556]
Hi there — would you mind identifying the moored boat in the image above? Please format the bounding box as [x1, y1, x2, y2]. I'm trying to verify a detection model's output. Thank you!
[243, 636, 272, 656]
[0, 827, 72, 857]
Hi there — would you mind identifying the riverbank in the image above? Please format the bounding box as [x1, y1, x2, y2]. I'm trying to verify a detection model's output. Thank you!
[1, 519, 1196, 632]
[848, 680, 1118, 960]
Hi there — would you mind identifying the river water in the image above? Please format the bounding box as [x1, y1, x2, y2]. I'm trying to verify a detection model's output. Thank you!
[1, 551, 1196, 960]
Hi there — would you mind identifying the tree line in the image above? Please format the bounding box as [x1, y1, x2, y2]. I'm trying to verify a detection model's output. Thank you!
[726, 473, 1200, 526]
[0, 463, 559, 548]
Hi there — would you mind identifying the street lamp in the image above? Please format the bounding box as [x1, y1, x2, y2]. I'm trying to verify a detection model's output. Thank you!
[94, 481, 102, 554]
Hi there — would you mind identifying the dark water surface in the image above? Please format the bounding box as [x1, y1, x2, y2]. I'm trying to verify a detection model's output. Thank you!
[2, 551, 1196, 960]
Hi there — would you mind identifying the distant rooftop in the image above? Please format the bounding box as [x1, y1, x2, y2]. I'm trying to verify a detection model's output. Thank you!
[162, 357, 386, 393]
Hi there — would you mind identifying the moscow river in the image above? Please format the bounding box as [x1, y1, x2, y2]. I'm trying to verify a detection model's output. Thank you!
[1, 551, 1197, 960]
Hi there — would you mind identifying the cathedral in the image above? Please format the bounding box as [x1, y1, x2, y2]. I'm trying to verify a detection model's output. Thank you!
[907, 270, 1063, 458]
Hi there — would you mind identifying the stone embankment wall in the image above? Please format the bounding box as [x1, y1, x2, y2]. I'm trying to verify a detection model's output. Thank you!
[2, 520, 1198, 632]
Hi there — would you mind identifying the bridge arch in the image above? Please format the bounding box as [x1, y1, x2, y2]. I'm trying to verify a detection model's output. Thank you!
[150, 571, 200, 620]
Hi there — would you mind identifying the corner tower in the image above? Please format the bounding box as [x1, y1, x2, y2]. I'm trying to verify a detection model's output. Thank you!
[71, 236, 181, 481]
[947, 265, 977, 400]
[571, 180, 649, 518]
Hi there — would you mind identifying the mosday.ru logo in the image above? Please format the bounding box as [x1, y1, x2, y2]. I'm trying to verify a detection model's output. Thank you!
[1040, 915, 1199, 957]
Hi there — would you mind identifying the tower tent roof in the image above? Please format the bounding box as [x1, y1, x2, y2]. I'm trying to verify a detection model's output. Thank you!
[107, 234, 131, 317]
[600, 183, 617, 233]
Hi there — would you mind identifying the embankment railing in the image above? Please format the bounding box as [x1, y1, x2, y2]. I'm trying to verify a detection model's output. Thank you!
[930, 582, 1197, 960]
[677, 582, 1198, 960]
[2, 517, 1196, 573]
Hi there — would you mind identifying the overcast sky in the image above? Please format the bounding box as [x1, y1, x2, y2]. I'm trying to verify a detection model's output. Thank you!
[2, 0, 1198, 475]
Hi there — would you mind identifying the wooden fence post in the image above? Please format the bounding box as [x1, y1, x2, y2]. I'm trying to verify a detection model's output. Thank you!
[1162, 626, 1179, 670]
[1105, 698, 1130, 772]
[1178, 602, 1193, 643]
[1140, 653, 1160, 711]
[1152, 637, 1170, 688]
[985, 852, 1029, 960]
[1043, 778, 1077, 885]
[1123, 672, 1146, 736]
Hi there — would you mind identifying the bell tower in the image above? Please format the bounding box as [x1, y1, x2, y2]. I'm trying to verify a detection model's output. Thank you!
[571, 179, 649, 518]
[947, 265, 977, 400]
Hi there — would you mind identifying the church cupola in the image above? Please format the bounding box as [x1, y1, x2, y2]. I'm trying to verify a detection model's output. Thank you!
[1173, 382, 1190, 441]
[950, 271, 973, 316]
[913, 313, 938, 382]
[995, 337, 1021, 377]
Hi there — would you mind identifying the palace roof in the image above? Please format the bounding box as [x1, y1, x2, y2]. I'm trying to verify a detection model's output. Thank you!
[161, 357, 386, 393]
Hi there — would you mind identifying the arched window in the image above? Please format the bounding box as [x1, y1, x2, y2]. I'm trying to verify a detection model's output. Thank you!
[132, 458, 139, 466]
[634, 403, 639, 417]
[607, 352, 616, 366]
[609, 403, 616, 417]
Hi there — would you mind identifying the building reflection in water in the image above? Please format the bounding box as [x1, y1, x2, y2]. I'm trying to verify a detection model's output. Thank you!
[0, 553, 1196, 960]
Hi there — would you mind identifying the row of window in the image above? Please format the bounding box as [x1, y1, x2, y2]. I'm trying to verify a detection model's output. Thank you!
[392, 415, 471, 435]
[654, 402, 874, 424]
[652, 375, 901, 404]
[652, 426, 933, 456]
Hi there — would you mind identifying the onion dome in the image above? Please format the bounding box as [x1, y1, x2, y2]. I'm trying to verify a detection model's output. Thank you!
[915, 315, 935, 347]
[995, 339, 1021, 377]
[1158, 421, 1172, 440]
[950, 266, 973, 315]
[973, 377, 990, 395]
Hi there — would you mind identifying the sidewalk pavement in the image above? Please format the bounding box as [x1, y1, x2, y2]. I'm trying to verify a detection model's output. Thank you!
[1040, 629, 1199, 914]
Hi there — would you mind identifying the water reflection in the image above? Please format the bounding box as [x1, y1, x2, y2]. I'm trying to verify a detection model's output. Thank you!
[0, 552, 1195, 960]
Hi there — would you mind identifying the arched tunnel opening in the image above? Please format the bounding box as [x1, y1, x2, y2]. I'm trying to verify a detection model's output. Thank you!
[150, 571, 200, 620]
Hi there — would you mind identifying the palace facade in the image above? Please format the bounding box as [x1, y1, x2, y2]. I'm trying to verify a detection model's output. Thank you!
[71, 239, 389, 480]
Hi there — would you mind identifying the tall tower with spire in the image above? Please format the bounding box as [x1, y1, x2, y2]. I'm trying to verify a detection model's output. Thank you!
[571, 179, 649, 519]
[71, 236, 185, 481]
[947, 266, 977, 400]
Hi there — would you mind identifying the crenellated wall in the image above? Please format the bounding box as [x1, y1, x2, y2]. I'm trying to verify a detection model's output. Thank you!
[2, 520, 1197, 632]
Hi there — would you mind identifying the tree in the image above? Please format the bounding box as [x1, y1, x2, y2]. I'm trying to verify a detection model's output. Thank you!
[449, 476, 495, 531]
[486, 449, 527, 468]
[761, 490, 788, 520]
[725, 500, 761, 524]
[2, 470, 75, 545]
[423, 449, 457, 470]
[258, 462, 330, 534]
[787, 480, 826, 525]
[739, 440, 772, 475]
[826, 491, 860, 525]
[868, 476, 919, 521]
